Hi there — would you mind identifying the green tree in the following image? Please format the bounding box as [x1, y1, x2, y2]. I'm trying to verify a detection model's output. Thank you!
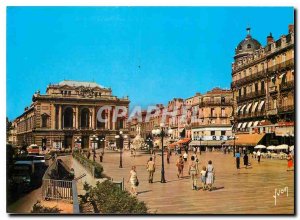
[31, 201, 61, 213]
[79, 181, 148, 214]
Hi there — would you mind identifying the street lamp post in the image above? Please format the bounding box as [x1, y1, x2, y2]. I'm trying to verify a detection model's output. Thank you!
[152, 123, 173, 183]
[115, 131, 128, 168]
[99, 134, 105, 162]
[198, 136, 202, 155]
[146, 135, 153, 154]
[75, 137, 82, 153]
[90, 135, 99, 162]
[232, 135, 238, 157]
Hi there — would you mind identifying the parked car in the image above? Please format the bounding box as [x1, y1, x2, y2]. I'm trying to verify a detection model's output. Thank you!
[27, 144, 40, 155]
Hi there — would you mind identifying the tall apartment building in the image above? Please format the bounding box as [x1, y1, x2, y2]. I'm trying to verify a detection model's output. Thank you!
[231, 25, 294, 146]
[188, 88, 233, 149]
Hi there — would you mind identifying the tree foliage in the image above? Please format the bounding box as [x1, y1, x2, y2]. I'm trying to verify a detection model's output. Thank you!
[31, 200, 61, 213]
[79, 181, 148, 214]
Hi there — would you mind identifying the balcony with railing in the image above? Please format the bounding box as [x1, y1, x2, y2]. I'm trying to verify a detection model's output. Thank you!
[232, 70, 267, 88]
[280, 80, 294, 92]
[235, 111, 265, 119]
[267, 59, 294, 74]
[278, 105, 294, 114]
[198, 100, 232, 107]
[237, 90, 266, 102]
[269, 85, 277, 94]
[267, 108, 278, 116]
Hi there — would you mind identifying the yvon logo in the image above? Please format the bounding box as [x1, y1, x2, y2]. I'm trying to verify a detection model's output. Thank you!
[273, 186, 288, 206]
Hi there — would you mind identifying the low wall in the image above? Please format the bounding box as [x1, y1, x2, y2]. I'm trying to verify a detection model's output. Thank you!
[71, 157, 107, 195]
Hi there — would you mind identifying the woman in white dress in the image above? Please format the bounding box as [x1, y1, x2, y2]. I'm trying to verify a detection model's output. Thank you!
[127, 166, 138, 195]
[206, 160, 215, 191]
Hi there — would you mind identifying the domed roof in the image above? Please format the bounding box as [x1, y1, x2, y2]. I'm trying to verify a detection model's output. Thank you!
[235, 28, 262, 58]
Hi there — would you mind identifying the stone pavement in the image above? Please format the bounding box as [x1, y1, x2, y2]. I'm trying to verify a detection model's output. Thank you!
[97, 150, 294, 214]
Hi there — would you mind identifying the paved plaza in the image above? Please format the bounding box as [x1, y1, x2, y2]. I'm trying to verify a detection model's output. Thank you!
[98, 149, 294, 214]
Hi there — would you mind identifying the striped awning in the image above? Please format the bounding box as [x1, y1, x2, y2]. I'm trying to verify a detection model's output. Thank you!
[240, 105, 247, 114]
[245, 103, 252, 114]
[253, 121, 259, 127]
[242, 122, 247, 128]
[258, 101, 265, 112]
[279, 72, 286, 79]
[247, 121, 253, 127]
[252, 102, 259, 113]
[237, 123, 242, 128]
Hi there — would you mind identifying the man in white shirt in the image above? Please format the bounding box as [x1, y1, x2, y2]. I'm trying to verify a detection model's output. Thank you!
[257, 150, 261, 163]
[183, 152, 188, 162]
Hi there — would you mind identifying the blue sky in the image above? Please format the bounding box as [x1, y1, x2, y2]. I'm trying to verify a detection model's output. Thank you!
[7, 7, 294, 120]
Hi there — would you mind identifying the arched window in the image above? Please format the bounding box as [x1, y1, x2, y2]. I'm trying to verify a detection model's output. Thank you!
[239, 45, 242, 50]
[80, 108, 90, 128]
[247, 44, 252, 49]
[63, 107, 73, 128]
[97, 109, 106, 128]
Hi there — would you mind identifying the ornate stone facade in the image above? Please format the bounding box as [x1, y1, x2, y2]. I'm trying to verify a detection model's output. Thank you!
[231, 25, 294, 146]
[14, 80, 130, 149]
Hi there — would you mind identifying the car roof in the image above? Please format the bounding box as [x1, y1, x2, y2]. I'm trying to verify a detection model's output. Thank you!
[15, 161, 33, 165]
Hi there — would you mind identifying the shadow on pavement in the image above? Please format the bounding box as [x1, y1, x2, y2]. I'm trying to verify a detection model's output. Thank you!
[137, 190, 152, 195]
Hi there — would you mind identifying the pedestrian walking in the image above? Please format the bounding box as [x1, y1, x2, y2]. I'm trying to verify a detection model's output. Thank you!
[183, 152, 188, 162]
[200, 166, 207, 191]
[176, 155, 184, 178]
[147, 157, 156, 183]
[257, 150, 261, 163]
[87, 150, 91, 160]
[188, 156, 198, 190]
[127, 166, 138, 195]
[287, 153, 293, 171]
[99, 152, 104, 162]
[235, 151, 241, 169]
[206, 160, 215, 191]
[167, 150, 171, 164]
[133, 148, 136, 158]
[243, 152, 249, 169]
[152, 151, 156, 163]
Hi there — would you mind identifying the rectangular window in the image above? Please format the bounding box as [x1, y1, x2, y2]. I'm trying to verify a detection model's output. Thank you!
[255, 83, 258, 93]
[211, 108, 215, 116]
[221, 131, 226, 136]
[211, 131, 215, 136]
[261, 81, 265, 91]
[221, 108, 225, 117]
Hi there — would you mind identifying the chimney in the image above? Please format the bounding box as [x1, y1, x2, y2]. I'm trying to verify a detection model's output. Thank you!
[267, 32, 274, 45]
[288, 24, 294, 33]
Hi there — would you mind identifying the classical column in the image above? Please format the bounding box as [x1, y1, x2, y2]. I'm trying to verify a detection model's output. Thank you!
[58, 105, 62, 129]
[76, 106, 79, 129]
[106, 108, 110, 130]
[51, 104, 56, 129]
[112, 106, 116, 130]
[92, 107, 96, 129]
[73, 107, 76, 129]
[89, 110, 92, 128]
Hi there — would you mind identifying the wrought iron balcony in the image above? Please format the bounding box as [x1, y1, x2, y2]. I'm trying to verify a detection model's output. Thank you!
[237, 90, 266, 102]
[278, 105, 294, 114]
[280, 81, 294, 92]
[269, 85, 277, 93]
[232, 70, 267, 88]
[267, 108, 278, 116]
[198, 100, 232, 107]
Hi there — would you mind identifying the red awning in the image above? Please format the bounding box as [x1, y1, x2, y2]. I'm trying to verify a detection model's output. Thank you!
[177, 138, 191, 144]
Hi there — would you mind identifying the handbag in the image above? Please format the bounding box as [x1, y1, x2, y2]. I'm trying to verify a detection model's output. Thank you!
[135, 179, 139, 186]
